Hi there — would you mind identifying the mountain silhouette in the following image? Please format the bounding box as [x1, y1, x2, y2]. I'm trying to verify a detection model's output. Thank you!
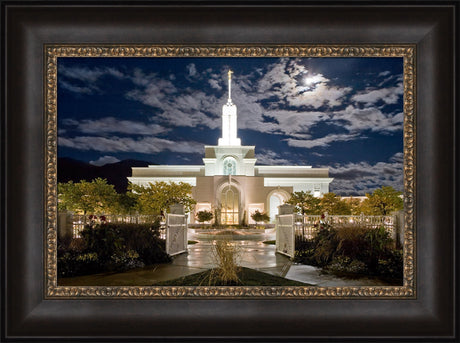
[57, 157, 153, 193]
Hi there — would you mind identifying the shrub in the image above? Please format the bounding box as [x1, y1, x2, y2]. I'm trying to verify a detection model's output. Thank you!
[196, 210, 213, 224]
[295, 224, 403, 281]
[251, 210, 270, 227]
[58, 220, 170, 277]
[113, 222, 171, 265]
[376, 249, 403, 280]
[209, 239, 241, 285]
[327, 256, 368, 275]
[58, 251, 101, 277]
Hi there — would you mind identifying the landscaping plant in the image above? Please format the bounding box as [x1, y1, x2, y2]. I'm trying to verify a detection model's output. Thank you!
[58, 218, 171, 277]
[295, 223, 403, 282]
[209, 238, 241, 285]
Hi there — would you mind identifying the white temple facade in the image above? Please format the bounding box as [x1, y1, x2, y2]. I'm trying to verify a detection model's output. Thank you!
[128, 70, 333, 224]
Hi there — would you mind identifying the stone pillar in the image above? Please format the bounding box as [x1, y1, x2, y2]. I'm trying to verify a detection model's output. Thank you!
[169, 203, 185, 215]
[58, 211, 74, 241]
[278, 204, 295, 215]
[392, 210, 404, 249]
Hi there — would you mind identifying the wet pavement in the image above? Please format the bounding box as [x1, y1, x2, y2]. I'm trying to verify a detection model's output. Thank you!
[58, 228, 392, 287]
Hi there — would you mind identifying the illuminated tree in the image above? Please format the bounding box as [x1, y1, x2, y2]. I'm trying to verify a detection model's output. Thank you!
[286, 191, 321, 215]
[360, 186, 403, 215]
[58, 178, 118, 214]
[128, 181, 196, 215]
[320, 192, 352, 215]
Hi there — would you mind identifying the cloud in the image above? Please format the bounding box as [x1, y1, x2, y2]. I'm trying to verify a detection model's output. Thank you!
[352, 82, 403, 106]
[58, 59, 403, 152]
[63, 117, 169, 135]
[187, 63, 197, 77]
[330, 105, 403, 133]
[255, 149, 292, 165]
[58, 135, 204, 154]
[89, 155, 121, 166]
[208, 79, 222, 90]
[59, 80, 95, 95]
[285, 133, 362, 148]
[126, 71, 222, 129]
[325, 153, 404, 195]
[256, 59, 352, 109]
[58, 65, 126, 95]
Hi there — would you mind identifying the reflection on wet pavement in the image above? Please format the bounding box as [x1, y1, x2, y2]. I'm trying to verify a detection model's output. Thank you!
[58, 228, 395, 286]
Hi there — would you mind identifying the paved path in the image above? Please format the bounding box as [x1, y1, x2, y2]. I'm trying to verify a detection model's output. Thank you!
[59, 228, 391, 287]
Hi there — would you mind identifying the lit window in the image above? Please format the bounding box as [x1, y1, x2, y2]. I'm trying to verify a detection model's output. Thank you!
[314, 184, 321, 197]
[221, 186, 239, 224]
[223, 157, 236, 175]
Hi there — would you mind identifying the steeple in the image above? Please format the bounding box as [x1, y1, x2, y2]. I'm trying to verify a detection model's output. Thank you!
[218, 70, 241, 146]
[227, 69, 233, 104]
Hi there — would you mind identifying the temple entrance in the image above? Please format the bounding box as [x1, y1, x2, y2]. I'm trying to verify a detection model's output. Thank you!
[268, 190, 290, 222]
[220, 185, 239, 225]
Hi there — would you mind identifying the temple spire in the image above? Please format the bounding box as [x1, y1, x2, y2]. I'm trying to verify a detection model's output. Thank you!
[218, 69, 240, 146]
[227, 69, 233, 104]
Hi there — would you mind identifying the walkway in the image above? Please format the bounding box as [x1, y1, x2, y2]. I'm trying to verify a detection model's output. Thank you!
[58, 228, 391, 287]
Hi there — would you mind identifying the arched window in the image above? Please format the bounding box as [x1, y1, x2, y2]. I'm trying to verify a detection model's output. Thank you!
[220, 186, 239, 224]
[269, 194, 282, 222]
[223, 157, 236, 175]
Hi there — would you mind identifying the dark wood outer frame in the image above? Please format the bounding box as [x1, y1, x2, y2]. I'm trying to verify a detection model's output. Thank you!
[1, 1, 456, 341]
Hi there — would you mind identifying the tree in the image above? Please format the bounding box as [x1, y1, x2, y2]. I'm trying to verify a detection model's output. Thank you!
[250, 210, 270, 227]
[111, 192, 138, 215]
[196, 210, 213, 224]
[320, 193, 352, 215]
[128, 181, 196, 215]
[343, 197, 364, 215]
[286, 191, 321, 215]
[360, 186, 403, 215]
[58, 178, 119, 214]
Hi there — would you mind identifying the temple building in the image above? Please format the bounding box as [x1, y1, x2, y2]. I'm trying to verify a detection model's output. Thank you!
[128, 70, 333, 225]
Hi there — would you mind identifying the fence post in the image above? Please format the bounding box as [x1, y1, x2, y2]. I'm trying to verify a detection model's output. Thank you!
[166, 204, 188, 256]
[169, 203, 185, 215]
[58, 211, 74, 241]
[392, 210, 404, 249]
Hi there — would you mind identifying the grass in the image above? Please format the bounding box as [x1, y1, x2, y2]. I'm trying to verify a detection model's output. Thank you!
[263, 240, 276, 245]
[154, 267, 311, 286]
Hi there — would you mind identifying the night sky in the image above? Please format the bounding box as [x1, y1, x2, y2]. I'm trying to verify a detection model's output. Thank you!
[57, 57, 404, 195]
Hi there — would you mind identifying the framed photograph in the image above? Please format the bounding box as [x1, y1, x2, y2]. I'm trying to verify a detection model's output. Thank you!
[49, 47, 413, 296]
[2, 1, 457, 341]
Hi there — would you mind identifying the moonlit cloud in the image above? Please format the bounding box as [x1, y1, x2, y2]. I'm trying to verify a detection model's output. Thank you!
[64, 117, 169, 135]
[58, 59, 403, 142]
[89, 155, 121, 166]
[208, 79, 222, 90]
[330, 105, 403, 133]
[255, 149, 292, 165]
[59, 80, 95, 95]
[59, 135, 205, 154]
[326, 153, 404, 195]
[285, 133, 362, 148]
[58, 65, 126, 95]
[58, 57, 404, 194]
[352, 82, 403, 106]
[187, 63, 197, 77]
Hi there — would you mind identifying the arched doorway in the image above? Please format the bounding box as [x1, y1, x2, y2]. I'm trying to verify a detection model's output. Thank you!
[220, 185, 239, 225]
[268, 190, 290, 222]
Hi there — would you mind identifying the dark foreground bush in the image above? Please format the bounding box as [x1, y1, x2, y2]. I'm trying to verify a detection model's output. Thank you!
[295, 224, 403, 281]
[58, 221, 171, 277]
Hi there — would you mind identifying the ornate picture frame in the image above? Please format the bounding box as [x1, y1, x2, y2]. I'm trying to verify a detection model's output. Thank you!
[2, 1, 456, 341]
[46, 45, 415, 298]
